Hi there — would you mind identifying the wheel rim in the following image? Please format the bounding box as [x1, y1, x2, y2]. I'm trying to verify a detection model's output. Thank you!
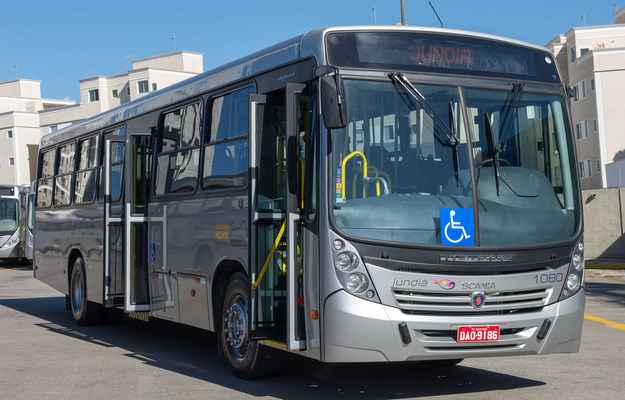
[223, 294, 249, 361]
[71, 267, 84, 314]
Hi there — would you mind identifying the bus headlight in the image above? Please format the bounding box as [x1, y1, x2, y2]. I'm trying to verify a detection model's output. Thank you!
[335, 251, 359, 272]
[331, 234, 380, 302]
[560, 239, 584, 300]
[345, 272, 369, 293]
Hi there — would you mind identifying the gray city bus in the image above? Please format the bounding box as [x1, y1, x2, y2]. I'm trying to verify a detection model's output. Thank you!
[34, 26, 585, 377]
[0, 184, 31, 263]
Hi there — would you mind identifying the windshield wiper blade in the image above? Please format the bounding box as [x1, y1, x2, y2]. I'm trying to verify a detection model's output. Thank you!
[483, 112, 501, 196]
[498, 83, 525, 146]
[388, 72, 458, 147]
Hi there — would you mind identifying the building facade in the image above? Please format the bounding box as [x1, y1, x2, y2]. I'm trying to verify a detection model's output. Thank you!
[0, 80, 74, 185]
[39, 51, 203, 135]
[0, 51, 203, 185]
[547, 5, 625, 189]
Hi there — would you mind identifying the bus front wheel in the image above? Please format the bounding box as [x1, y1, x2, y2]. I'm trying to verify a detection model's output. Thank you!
[220, 272, 278, 378]
[69, 257, 102, 325]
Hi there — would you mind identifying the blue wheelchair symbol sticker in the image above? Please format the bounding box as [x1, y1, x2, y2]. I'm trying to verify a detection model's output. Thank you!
[440, 208, 474, 247]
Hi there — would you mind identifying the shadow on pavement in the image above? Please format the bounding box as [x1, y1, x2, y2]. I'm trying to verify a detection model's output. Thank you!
[585, 281, 625, 307]
[0, 261, 32, 271]
[0, 296, 545, 399]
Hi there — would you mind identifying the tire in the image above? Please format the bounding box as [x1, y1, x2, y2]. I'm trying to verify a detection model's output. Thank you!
[69, 257, 102, 325]
[220, 272, 279, 378]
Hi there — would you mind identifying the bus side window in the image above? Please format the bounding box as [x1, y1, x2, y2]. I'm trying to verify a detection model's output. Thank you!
[37, 150, 55, 208]
[74, 136, 99, 204]
[154, 102, 202, 196]
[202, 86, 254, 190]
[53, 143, 76, 207]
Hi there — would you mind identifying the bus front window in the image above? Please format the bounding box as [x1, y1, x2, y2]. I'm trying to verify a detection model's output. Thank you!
[0, 198, 19, 235]
[330, 79, 578, 247]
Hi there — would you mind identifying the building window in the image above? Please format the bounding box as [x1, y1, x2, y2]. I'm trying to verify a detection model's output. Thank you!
[570, 46, 576, 63]
[9, 158, 14, 166]
[594, 119, 598, 132]
[573, 83, 579, 102]
[138, 80, 149, 94]
[580, 48, 590, 57]
[152, 83, 158, 91]
[578, 159, 598, 179]
[581, 80, 587, 98]
[88, 89, 100, 102]
[591, 79, 595, 91]
[7, 130, 13, 139]
[112, 89, 119, 98]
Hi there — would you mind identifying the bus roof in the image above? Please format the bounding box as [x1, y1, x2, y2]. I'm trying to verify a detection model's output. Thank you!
[40, 25, 550, 149]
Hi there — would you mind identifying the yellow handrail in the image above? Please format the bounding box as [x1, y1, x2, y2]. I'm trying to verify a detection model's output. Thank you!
[341, 151, 368, 200]
[251, 221, 286, 290]
[340, 151, 381, 199]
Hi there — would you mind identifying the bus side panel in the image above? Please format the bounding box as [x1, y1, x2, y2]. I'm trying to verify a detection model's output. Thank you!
[34, 204, 104, 303]
[166, 192, 248, 331]
[34, 208, 69, 294]
[74, 204, 104, 304]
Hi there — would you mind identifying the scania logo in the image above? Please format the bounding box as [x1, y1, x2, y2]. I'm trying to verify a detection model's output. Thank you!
[433, 279, 456, 290]
[439, 254, 513, 263]
[471, 291, 486, 309]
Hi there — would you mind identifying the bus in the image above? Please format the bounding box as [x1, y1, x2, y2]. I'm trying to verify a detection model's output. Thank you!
[34, 26, 584, 377]
[0, 185, 31, 263]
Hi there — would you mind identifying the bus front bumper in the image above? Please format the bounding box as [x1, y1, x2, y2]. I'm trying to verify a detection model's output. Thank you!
[0, 243, 20, 259]
[323, 289, 584, 363]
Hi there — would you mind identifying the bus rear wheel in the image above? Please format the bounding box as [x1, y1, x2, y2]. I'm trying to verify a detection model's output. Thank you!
[69, 257, 102, 325]
[220, 272, 278, 378]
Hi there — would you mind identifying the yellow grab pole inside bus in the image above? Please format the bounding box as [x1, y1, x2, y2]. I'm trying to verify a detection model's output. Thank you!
[341, 151, 381, 200]
[252, 221, 286, 290]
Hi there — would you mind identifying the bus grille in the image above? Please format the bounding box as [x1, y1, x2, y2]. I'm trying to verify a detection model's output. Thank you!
[392, 287, 551, 316]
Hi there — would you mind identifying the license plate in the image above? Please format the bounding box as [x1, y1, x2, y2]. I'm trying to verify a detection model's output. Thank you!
[456, 325, 500, 343]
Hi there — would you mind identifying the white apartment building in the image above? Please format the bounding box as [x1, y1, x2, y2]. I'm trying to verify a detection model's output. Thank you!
[0, 51, 203, 186]
[39, 51, 203, 134]
[0, 80, 74, 185]
[547, 5, 625, 189]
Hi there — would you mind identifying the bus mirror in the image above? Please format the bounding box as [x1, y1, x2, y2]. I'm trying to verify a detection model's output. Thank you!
[320, 74, 347, 129]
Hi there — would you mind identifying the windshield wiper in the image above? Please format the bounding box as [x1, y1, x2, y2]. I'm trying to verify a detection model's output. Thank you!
[388, 72, 458, 147]
[483, 113, 501, 196]
[480, 83, 525, 196]
[497, 83, 525, 149]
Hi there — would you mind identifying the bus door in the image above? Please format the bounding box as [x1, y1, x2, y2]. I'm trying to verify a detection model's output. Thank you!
[249, 82, 313, 352]
[103, 128, 126, 307]
[122, 131, 154, 312]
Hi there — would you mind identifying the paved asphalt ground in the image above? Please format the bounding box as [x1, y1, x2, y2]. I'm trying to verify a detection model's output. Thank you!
[0, 264, 623, 400]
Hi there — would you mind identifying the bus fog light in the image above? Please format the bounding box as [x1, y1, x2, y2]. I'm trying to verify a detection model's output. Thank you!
[566, 274, 580, 292]
[366, 290, 375, 299]
[335, 251, 359, 272]
[345, 272, 369, 294]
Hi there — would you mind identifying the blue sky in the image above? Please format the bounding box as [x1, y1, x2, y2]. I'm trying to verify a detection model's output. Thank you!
[0, 0, 621, 100]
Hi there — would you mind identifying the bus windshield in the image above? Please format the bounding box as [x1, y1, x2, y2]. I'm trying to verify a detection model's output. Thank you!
[330, 78, 578, 247]
[0, 198, 19, 234]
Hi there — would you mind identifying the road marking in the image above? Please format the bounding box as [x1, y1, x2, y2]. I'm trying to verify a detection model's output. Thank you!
[585, 313, 625, 332]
